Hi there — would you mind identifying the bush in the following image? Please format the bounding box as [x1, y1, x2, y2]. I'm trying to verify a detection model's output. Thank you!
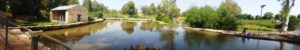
[156, 16, 173, 23]
[237, 25, 274, 31]
[287, 17, 300, 30]
[184, 6, 220, 29]
[236, 20, 282, 31]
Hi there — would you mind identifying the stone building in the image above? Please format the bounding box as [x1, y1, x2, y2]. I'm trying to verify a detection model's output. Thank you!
[50, 5, 88, 24]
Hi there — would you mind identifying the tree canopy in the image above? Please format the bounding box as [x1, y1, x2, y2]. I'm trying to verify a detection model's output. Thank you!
[218, 0, 242, 30]
[263, 12, 274, 19]
[184, 6, 220, 28]
[141, 3, 156, 16]
[121, 1, 137, 17]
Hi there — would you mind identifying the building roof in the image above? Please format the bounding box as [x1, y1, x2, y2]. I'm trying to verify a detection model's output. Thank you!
[51, 5, 79, 11]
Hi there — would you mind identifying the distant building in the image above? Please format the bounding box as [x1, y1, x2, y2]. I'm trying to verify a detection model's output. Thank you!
[50, 5, 88, 24]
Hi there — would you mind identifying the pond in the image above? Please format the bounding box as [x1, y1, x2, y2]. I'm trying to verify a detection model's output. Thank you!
[38, 20, 300, 50]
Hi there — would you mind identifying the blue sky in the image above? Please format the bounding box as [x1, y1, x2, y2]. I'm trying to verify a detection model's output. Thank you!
[79, 0, 300, 15]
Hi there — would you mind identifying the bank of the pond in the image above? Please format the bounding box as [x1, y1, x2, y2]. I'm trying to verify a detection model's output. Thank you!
[8, 18, 104, 31]
[104, 18, 168, 24]
[184, 27, 300, 43]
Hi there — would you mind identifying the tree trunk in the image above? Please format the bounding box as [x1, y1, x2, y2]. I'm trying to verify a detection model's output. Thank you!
[281, 16, 290, 33]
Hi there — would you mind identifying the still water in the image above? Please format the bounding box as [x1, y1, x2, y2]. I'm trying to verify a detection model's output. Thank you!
[38, 20, 300, 50]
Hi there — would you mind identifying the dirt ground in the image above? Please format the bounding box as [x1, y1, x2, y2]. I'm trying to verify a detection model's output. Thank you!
[0, 28, 49, 50]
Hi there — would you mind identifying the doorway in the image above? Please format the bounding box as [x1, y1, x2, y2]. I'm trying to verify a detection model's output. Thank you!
[77, 14, 81, 22]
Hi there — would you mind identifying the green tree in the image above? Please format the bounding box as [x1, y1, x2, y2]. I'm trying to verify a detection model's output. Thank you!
[157, 0, 180, 18]
[218, 0, 241, 30]
[83, 0, 108, 18]
[237, 14, 254, 20]
[279, 0, 295, 32]
[184, 6, 220, 28]
[121, 1, 137, 17]
[275, 14, 282, 20]
[297, 14, 300, 19]
[255, 15, 262, 20]
[262, 12, 274, 19]
[288, 15, 300, 30]
[104, 9, 119, 17]
[141, 3, 156, 16]
[83, 0, 92, 11]
[0, 0, 8, 12]
[67, 0, 79, 5]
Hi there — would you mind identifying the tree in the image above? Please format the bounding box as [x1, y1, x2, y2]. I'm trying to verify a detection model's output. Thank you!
[279, 0, 295, 32]
[237, 14, 254, 20]
[104, 9, 119, 17]
[218, 0, 241, 30]
[263, 12, 274, 19]
[288, 15, 300, 30]
[0, 0, 8, 12]
[275, 14, 282, 20]
[255, 15, 263, 20]
[141, 3, 156, 16]
[184, 6, 220, 28]
[297, 14, 300, 19]
[158, 0, 180, 18]
[67, 0, 79, 5]
[83, 0, 92, 11]
[121, 1, 137, 17]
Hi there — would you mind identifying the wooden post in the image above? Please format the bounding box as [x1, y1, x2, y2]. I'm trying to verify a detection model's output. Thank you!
[5, 16, 9, 50]
[31, 35, 38, 50]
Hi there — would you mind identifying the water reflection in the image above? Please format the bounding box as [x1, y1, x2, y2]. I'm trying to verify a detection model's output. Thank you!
[37, 20, 300, 50]
[140, 21, 164, 32]
[121, 21, 136, 34]
[37, 21, 108, 49]
[184, 29, 233, 49]
[160, 30, 176, 50]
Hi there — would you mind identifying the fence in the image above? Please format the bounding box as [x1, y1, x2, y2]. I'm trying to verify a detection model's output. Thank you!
[0, 15, 71, 50]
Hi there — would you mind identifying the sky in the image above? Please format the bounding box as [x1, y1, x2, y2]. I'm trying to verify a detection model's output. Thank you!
[78, 0, 300, 15]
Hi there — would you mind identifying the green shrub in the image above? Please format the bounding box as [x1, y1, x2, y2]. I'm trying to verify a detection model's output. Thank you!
[156, 16, 173, 23]
[184, 6, 220, 29]
[236, 20, 282, 28]
[237, 25, 274, 31]
[236, 20, 281, 31]
[287, 17, 300, 30]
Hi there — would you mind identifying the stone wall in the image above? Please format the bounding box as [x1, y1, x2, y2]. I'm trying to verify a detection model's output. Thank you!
[66, 6, 88, 23]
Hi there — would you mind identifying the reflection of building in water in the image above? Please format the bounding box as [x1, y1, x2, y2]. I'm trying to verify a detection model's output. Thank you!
[37, 21, 107, 50]
[121, 22, 136, 34]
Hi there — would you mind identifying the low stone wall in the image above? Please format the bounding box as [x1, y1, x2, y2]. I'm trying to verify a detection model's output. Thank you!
[9, 19, 104, 31]
[104, 18, 154, 21]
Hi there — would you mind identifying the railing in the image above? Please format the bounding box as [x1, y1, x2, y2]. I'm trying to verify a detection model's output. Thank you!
[36, 34, 71, 50]
[0, 15, 71, 50]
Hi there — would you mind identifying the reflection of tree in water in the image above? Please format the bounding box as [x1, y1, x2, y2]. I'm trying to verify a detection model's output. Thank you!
[159, 29, 176, 50]
[121, 22, 136, 34]
[184, 29, 233, 48]
[141, 21, 165, 32]
[38, 21, 108, 49]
